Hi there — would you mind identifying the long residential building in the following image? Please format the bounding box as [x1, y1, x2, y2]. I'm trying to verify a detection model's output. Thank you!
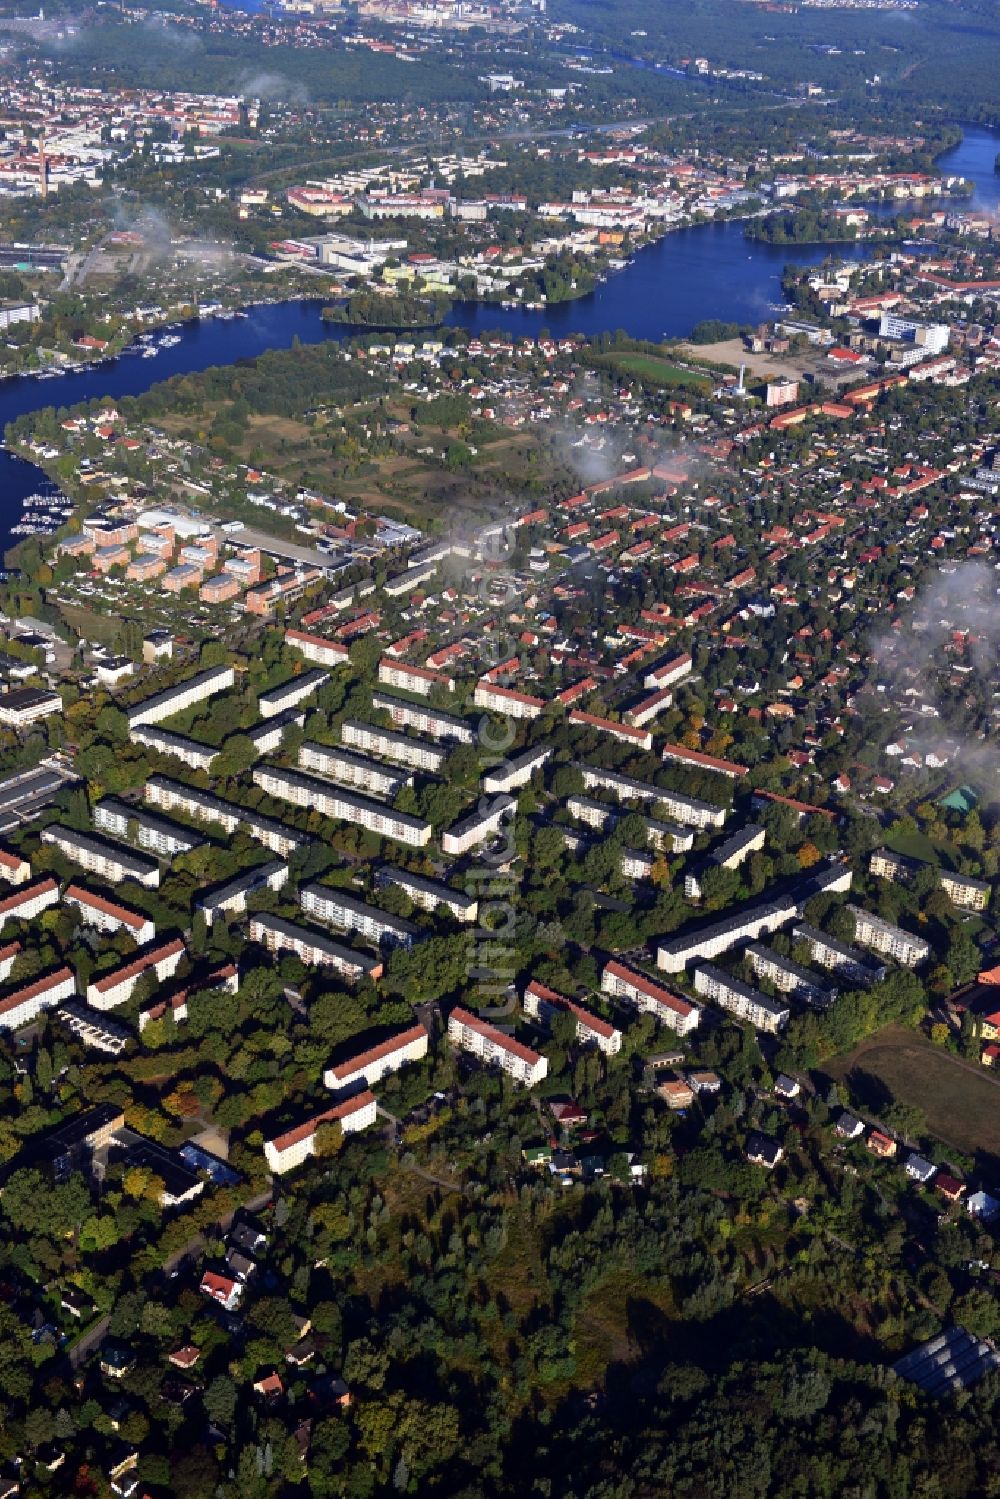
[577, 763, 726, 830]
[253, 764, 432, 848]
[64, 884, 156, 944]
[656, 861, 852, 974]
[341, 718, 446, 774]
[248, 708, 307, 758]
[691, 962, 790, 1034]
[93, 798, 204, 858]
[0, 844, 31, 885]
[40, 825, 161, 889]
[249, 913, 383, 983]
[482, 745, 551, 795]
[371, 690, 474, 744]
[284, 627, 350, 669]
[0, 876, 60, 929]
[298, 741, 411, 799]
[523, 978, 622, 1056]
[197, 860, 289, 927]
[441, 794, 515, 857]
[601, 959, 701, 1035]
[447, 1006, 548, 1086]
[745, 943, 838, 1009]
[791, 922, 886, 986]
[643, 653, 692, 691]
[143, 776, 307, 857]
[299, 884, 419, 950]
[566, 794, 694, 853]
[58, 1000, 130, 1056]
[258, 668, 330, 719]
[130, 724, 217, 772]
[0, 965, 75, 1030]
[848, 905, 931, 967]
[264, 1090, 378, 1175]
[568, 709, 653, 752]
[376, 865, 478, 924]
[379, 659, 454, 697]
[323, 1022, 429, 1093]
[86, 937, 186, 1011]
[126, 665, 235, 728]
[473, 682, 545, 720]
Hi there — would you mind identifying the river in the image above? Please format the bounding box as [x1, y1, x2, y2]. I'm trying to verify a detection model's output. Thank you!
[0, 123, 997, 559]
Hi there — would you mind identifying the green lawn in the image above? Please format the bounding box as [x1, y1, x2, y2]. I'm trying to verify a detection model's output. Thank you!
[593, 351, 711, 393]
[883, 829, 958, 868]
[827, 1025, 1000, 1159]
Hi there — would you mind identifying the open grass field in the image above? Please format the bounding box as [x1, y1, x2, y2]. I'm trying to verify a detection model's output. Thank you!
[592, 350, 711, 392]
[827, 1024, 1000, 1159]
[883, 828, 959, 868]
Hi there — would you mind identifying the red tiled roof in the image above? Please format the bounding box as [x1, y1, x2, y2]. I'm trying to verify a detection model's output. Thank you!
[328, 1023, 427, 1082]
[268, 1089, 375, 1154]
[0, 965, 74, 1016]
[449, 1005, 543, 1067]
[64, 883, 149, 930]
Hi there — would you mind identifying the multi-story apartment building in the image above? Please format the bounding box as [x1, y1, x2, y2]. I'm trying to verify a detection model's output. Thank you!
[566, 795, 694, 853]
[0, 941, 20, 983]
[247, 708, 306, 758]
[64, 884, 156, 944]
[253, 765, 432, 848]
[138, 962, 237, 1032]
[0, 965, 75, 1030]
[126, 664, 235, 728]
[577, 763, 727, 830]
[297, 742, 411, 800]
[264, 1090, 378, 1174]
[685, 823, 765, 900]
[0, 844, 31, 885]
[143, 776, 307, 857]
[299, 884, 419, 950]
[340, 719, 446, 774]
[869, 848, 917, 884]
[258, 668, 330, 719]
[323, 1022, 429, 1093]
[441, 795, 516, 857]
[0, 876, 60, 929]
[371, 690, 474, 744]
[939, 871, 991, 911]
[130, 724, 217, 772]
[58, 1001, 130, 1056]
[93, 798, 204, 859]
[447, 1006, 548, 1087]
[197, 860, 289, 927]
[601, 960, 701, 1035]
[745, 943, 837, 1010]
[378, 659, 455, 698]
[657, 862, 852, 974]
[848, 906, 931, 968]
[482, 746, 552, 795]
[86, 937, 186, 1011]
[284, 627, 350, 669]
[40, 825, 161, 889]
[473, 682, 545, 720]
[376, 865, 478, 924]
[567, 709, 653, 753]
[625, 687, 674, 729]
[691, 962, 790, 1034]
[523, 979, 622, 1056]
[791, 922, 886, 986]
[249, 914, 383, 983]
[643, 653, 692, 691]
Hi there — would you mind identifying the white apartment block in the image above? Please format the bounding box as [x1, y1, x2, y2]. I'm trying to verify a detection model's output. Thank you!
[131, 724, 217, 772]
[692, 962, 789, 1034]
[127, 665, 235, 728]
[249, 913, 383, 983]
[643, 653, 692, 691]
[197, 860, 289, 927]
[64, 883, 155, 945]
[577, 763, 726, 830]
[566, 795, 693, 854]
[143, 776, 306, 857]
[0, 876, 60, 930]
[939, 871, 990, 911]
[264, 1089, 378, 1175]
[601, 960, 701, 1035]
[0, 941, 19, 983]
[791, 922, 886, 986]
[299, 883, 419, 949]
[442, 795, 515, 857]
[473, 682, 545, 720]
[58, 1001, 130, 1056]
[483, 746, 551, 794]
[848, 905, 931, 968]
[341, 719, 446, 774]
[568, 710, 653, 753]
[377, 865, 478, 923]
[447, 1006, 548, 1087]
[323, 1022, 429, 1092]
[248, 708, 306, 758]
[745, 943, 837, 1010]
[298, 742, 411, 799]
[379, 659, 455, 697]
[253, 764, 432, 847]
[284, 627, 350, 668]
[625, 687, 674, 728]
[40, 825, 161, 889]
[0, 845, 31, 885]
[371, 690, 475, 744]
[258, 668, 330, 719]
[86, 937, 186, 1011]
[523, 979, 622, 1055]
[93, 798, 203, 858]
[0, 965, 75, 1030]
